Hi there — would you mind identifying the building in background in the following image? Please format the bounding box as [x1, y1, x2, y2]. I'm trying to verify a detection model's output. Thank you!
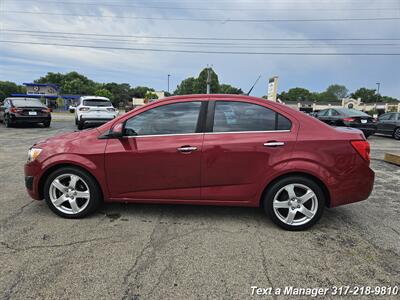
[267, 76, 279, 101]
[11, 83, 80, 110]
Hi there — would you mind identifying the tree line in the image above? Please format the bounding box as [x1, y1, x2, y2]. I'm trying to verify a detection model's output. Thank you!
[0, 69, 398, 105]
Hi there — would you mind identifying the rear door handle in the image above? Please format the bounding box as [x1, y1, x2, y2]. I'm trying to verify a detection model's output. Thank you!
[264, 141, 285, 147]
[177, 146, 198, 153]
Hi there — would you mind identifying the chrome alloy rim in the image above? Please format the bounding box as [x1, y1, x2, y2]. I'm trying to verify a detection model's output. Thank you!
[395, 128, 400, 140]
[273, 183, 318, 226]
[49, 174, 90, 214]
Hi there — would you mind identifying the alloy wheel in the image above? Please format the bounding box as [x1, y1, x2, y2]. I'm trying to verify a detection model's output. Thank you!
[394, 128, 400, 140]
[272, 183, 318, 226]
[49, 174, 90, 215]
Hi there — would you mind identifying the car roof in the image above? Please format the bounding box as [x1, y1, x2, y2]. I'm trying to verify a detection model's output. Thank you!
[80, 96, 110, 101]
[6, 97, 41, 101]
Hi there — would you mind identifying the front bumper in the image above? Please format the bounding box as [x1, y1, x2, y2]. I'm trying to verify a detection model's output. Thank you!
[24, 162, 43, 200]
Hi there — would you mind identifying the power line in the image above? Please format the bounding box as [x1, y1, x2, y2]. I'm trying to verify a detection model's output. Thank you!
[5, 33, 400, 48]
[1, 40, 399, 55]
[3, 29, 400, 42]
[3, 10, 400, 22]
[4, 0, 398, 11]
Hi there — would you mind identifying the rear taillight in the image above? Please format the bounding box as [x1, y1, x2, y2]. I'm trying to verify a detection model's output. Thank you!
[41, 108, 51, 113]
[372, 118, 378, 123]
[79, 107, 90, 111]
[343, 117, 355, 122]
[10, 107, 23, 113]
[107, 108, 115, 112]
[350, 140, 370, 162]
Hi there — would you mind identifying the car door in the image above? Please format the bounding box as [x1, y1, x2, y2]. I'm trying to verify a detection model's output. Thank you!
[377, 113, 391, 133]
[104, 100, 206, 201]
[386, 113, 398, 133]
[317, 109, 330, 124]
[201, 99, 297, 203]
[329, 109, 342, 125]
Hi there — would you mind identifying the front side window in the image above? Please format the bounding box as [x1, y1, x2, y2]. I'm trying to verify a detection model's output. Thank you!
[125, 101, 201, 136]
[212, 101, 291, 132]
[378, 114, 390, 121]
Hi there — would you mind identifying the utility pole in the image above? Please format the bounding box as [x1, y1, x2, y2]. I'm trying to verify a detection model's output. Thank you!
[206, 67, 211, 94]
[167, 74, 171, 93]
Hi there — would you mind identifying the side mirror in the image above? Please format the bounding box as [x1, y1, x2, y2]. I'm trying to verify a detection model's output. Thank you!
[99, 122, 124, 139]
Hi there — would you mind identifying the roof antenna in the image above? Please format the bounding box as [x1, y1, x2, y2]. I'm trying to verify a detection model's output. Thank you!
[246, 75, 261, 95]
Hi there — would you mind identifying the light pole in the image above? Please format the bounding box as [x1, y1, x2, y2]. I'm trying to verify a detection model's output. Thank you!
[375, 82, 381, 106]
[167, 74, 171, 93]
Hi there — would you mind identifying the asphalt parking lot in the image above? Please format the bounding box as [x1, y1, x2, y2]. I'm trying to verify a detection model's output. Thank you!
[0, 117, 399, 300]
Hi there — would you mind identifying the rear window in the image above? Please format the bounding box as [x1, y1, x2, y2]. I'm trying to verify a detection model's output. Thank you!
[339, 109, 369, 117]
[83, 99, 112, 107]
[213, 101, 292, 132]
[11, 99, 46, 107]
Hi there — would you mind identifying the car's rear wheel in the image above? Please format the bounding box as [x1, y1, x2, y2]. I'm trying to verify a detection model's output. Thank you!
[44, 167, 102, 218]
[263, 176, 325, 230]
[394, 127, 400, 140]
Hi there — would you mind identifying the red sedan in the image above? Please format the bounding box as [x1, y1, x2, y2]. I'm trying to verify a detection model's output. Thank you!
[24, 95, 374, 230]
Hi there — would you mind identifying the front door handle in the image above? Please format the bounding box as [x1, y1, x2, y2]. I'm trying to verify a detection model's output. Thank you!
[177, 146, 198, 153]
[264, 141, 285, 147]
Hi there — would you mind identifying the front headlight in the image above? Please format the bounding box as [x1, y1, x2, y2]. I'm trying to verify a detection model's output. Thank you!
[28, 148, 42, 162]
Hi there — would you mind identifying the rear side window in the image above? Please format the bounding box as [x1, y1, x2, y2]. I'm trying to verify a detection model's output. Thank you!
[317, 109, 328, 117]
[212, 101, 291, 132]
[83, 99, 112, 107]
[125, 101, 202, 136]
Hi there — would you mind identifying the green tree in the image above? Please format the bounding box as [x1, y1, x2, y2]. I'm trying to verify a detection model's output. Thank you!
[174, 77, 197, 95]
[194, 68, 219, 94]
[351, 88, 380, 103]
[278, 88, 312, 102]
[94, 88, 114, 100]
[103, 82, 131, 104]
[130, 86, 155, 98]
[34, 72, 65, 85]
[325, 84, 348, 100]
[0, 81, 26, 98]
[219, 84, 243, 94]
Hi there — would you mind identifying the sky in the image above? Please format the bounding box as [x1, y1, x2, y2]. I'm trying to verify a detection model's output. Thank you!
[0, 0, 399, 98]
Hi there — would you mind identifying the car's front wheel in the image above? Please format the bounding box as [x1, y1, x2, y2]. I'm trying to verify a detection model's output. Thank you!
[44, 167, 102, 218]
[263, 176, 325, 230]
[4, 115, 12, 128]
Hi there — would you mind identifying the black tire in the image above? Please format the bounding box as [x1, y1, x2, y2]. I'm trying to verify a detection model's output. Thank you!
[77, 119, 85, 130]
[4, 114, 12, 128]
[43, 121, 51, 128]
[393, 127, 400, 140]
[75, 117, 78, 125]
[263, 176, 325, 231]
[44, 166, 102, 218]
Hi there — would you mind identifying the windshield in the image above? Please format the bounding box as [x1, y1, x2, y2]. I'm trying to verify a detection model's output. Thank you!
[11, 99, 46, 108]
[83, 99, 112, 107]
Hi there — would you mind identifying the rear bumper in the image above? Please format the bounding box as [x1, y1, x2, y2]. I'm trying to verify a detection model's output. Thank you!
[11, 115, 51, 123]
[348, 124, 377, 136]
[81, 117, 115, 125]
[329, 164, 375, 208]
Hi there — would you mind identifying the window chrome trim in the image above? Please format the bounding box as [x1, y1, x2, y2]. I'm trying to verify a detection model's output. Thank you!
[205, 130, 291, 135]
[122, 130, 291, 138]
[123, 132, 204, 138]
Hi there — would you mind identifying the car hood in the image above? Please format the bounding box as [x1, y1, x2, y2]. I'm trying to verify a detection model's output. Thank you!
[34, 128, 98, 148]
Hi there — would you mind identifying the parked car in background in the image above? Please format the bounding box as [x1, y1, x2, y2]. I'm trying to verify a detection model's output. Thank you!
[24, 94, 374, 231]
[315, 108, 377, 138]
[0, 97, 51, 128]
[75, 96, 118, 130]
[376, 112, 400, 140]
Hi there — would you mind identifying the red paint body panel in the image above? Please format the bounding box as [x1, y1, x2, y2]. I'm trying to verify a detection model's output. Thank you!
[24, 94, 374, 209]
